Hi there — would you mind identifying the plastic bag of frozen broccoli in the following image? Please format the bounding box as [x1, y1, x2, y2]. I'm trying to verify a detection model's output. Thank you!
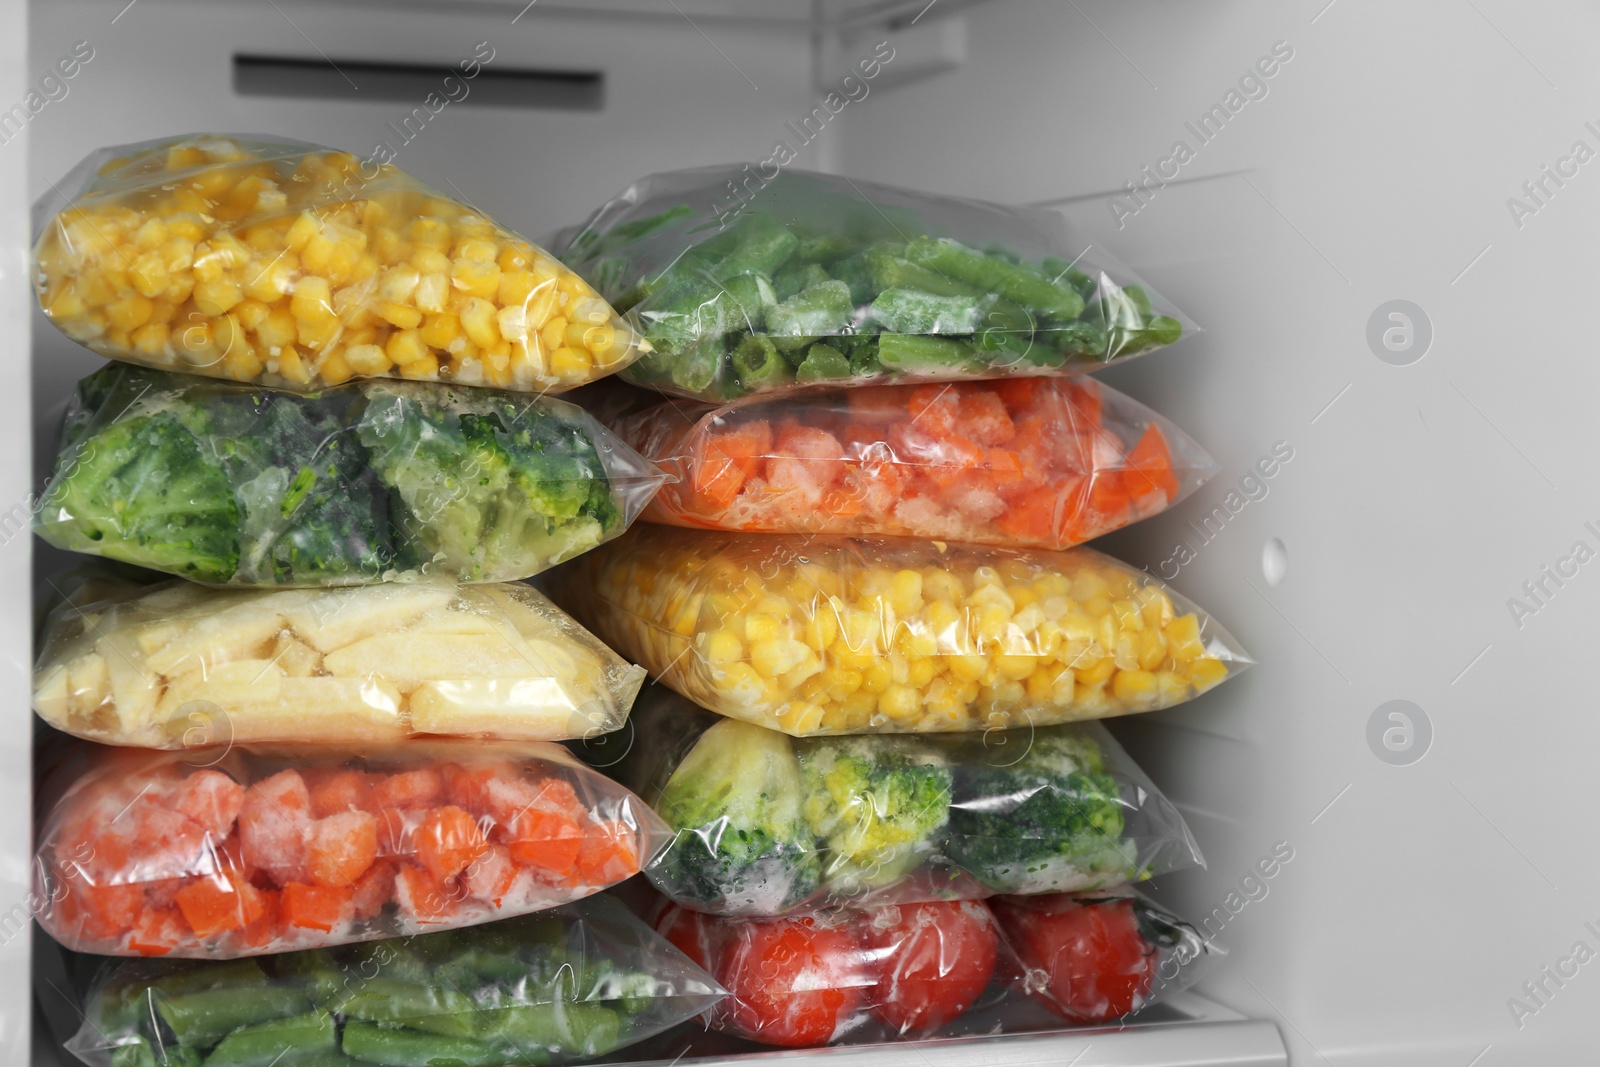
[34, 363, 665, 586]
[63, 895, 723, 1066]
[34, 133, 648, 394]
[554, 166, 1194, 402]
[572, 687, 1201, 915]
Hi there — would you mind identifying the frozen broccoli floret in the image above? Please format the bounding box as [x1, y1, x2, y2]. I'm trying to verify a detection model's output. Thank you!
[797, 737, 951, 893]
[653, 718, 821, 913]
[40, 410, 241, 583]
[943, 729, 1134, 893]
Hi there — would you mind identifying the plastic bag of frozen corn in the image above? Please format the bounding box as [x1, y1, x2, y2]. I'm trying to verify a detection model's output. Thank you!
[558, 527, 1249, 736]
[555, 165, 1192, 402]
[34, 579, 647, 748]
[33, 134, 646, 393]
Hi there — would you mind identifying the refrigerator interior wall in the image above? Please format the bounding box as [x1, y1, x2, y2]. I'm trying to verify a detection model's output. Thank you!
[24, 0, 1599, 1064]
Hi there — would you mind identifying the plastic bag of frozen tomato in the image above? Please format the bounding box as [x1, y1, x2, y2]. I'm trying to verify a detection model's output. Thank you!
[64, 895, 724, 1067]
[555, 166, 1192, 402]
[34, 741, 666, 959]
[618, 376, 1215, 549]
[34, 134, 647, 393]
[559, 526, 1249, 735]
[655, 896, 1012, 1047]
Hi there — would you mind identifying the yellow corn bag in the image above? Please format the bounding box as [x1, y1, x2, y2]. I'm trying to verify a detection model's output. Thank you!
[34, 134, 646, 393]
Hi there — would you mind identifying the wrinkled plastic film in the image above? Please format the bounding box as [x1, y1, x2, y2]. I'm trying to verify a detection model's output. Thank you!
[34, 579, 647, 747]
[35, 364, 666, 586]
[559, 526, 1250, 735]
[557, 165, 1195, 402]
[34, 741, 668, 958]
[34, 134, 648, 393]
[620, 376, 1216, 549]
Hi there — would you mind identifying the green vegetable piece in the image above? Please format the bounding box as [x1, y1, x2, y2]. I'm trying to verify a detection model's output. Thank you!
[766, 280, 854, 341]
[720, 273, 776, 331]
[476, 1004, 621, 1058]
[905, 237, 1084, 320]
[863, 248, 986, 300]
[1042, 255, 1098, 302]
[148, 960, 270, 1000]
[794, 233, 856, 263]
[110, 1041, 158, 1067]
[796, 343, 852, 384]
[829, 252, 877, 305]
[731, 334, 793, 391]
[772, 262, 831, 303]
[155, 986, 310, 1048]
[712, 216, 799, 279]
[664, 335, 726, 396]
[653, 718, 821, 912]
[943, 729, 1135, 893]
[339, 978, 479, 1039]
[340, 1021, 512, 1067]
[875, 333, 978, 372]
[203, 1013, 336, 1066]
[640, 283, 740, 353]
[796, 737, 952, 892]
[869, 288, 985, 335]
[39, 410, 242, 583]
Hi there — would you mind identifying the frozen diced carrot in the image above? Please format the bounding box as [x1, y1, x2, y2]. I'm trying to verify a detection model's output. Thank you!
[461, 844, 517, 908]
[374, 806, 412, 856]
[393, 863, 459, 924]
[174, 870, 265, 938]
[239, 770, 312, 887]
[306, 810, 379, 889]
[441, 761, 517, 816]
[414, 806, 488, 882]
[307, 769, 373, 819]
[907, 384, 959, 438]
[575, 820, 640, 886]
[1063, 378, 1102, 427]
[281, 883, 353, 933]
[73, 880, 145, 941]
[714, 420, 774, 478]
[240, 888, 280, 950]
[504, 809, 582, 877]
[925, 435, 985, 489]
[1122, 424, 1180, 500]
[134, 807, 209, 873]
[483, 774, 579, 828]
[126, 906, 185, 957]
[174, 771, 245, 840]
[351, 859, 397, 922]
[958, 388, 1016, 446]
[369, 768, 443, 811]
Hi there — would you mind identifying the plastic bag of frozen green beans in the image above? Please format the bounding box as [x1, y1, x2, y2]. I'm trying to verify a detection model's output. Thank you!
[555, 166, 1194, 402]
[62, 896, 724, 1067]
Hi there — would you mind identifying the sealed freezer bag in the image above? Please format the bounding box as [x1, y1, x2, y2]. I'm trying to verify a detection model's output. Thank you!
[34, 741, 666, 958]
[560, 526, 1249, 735]
[34, 579, 647, 747]
[556, 166, 1190, 401]
[656, 897, 1009, 1047]
[584, 688, 1200, 913]
[34, 134, 646, 393]
[65, 896, 724, 1067]
[621, 376, 1215, 549]
[35, 364, 665, 586]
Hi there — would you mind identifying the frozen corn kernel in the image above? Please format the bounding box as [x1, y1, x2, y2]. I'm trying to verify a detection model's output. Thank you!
[33, 134, 644, 393]
[568, 527, 1249, 736]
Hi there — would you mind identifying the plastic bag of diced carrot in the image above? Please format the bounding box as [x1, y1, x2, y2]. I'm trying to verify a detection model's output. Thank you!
[617, 376, 1214, 549]
[34, 741, 665, 959]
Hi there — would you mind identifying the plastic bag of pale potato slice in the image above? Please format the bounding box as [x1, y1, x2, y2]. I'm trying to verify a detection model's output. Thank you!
[33, 579, 646, 748]
[34, 740, 667, 959]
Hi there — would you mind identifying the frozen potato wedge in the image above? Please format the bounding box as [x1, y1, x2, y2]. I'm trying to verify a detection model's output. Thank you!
[281, 584, 457, 653]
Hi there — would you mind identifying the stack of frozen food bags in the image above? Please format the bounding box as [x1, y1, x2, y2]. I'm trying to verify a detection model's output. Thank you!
[549, 166, 1254, 1046]
[25, 135, 728, 1067]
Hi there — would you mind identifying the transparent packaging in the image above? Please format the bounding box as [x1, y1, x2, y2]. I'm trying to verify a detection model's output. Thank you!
[580, 687, 1201, 914]
[619, 376, 1216, 549]
[64, 895, 724, 1067]
[34, 741, 667, 958]
[34, 579, 647, 748]
[559, 526, 1250, 735]
[556, 166, 1193, 401]
[34, 134, 647, 393]
[35, 364, 666, 586]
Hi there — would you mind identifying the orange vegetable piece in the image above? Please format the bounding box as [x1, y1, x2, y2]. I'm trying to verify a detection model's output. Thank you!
[240, 888, 281, 949]
[504, 809, 582, 876]
[907, 385, 958, 438]
[415, 806, 489, 882]
[957, 387, 1016, 446]
[576, 820, 640, 886]
[991, 377, 1042, 413]
[461, 844, 517, 907]
[692, 420, 772, 510]
[351, 858, 398, 921]
[306, 810, 379, 888]
[441, 761, 518, 816]
[997, 487, 1062, 544]
[369, 768, 443, 811]
[239, 769, 312, 887]
[126, 906, 186, 956]
[74, 880, 146, 941]
[307, 769, 373, 819]
[1063, 378, 1102, 427]
[174, 771, 245, 839]
[1121, 424, 1180, 500]
[483, 774, 580, 827]
[174, 870, 266, 938]
[281, 882, 353, 932]
[394, 863, 459, 924]
[925, 435, 985, 489]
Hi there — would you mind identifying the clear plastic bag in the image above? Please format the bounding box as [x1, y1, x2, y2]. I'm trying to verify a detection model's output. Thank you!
[556, 166, 1192, 402]
[559, 526, 1249, 735]
[63, 895, 724, 1067]
[34, 741, 666, 958]
[580, 687, 1201, 914]
[34, 134, 647, 394]
[619, 376, 1215, 549]
[35, 364, 665, 586]
[33, 579, 647, 748]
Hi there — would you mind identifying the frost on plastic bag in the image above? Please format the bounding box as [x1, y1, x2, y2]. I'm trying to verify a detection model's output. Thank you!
[558, 526, 1249, 735]
[656, 896, 1012, 1047]
[992, 888, 1219, 1026]
[33, 134, 647, 394]
[35, 364, 665, 586]
[620, 376, 1216, 550]
[34, 741, 667, 959]
[34, 579, 647, 748]
[64, 896, 724, 1067]
[578, 687, 1201, 914]
[556, 166, 1192, 402]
